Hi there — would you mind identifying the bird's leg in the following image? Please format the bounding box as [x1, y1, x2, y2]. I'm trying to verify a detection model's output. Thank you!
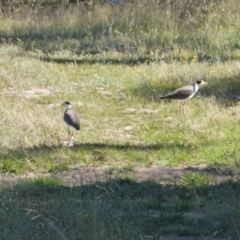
[70, 130, 75, 143]
[180, 101, 186, 116]
[71, 130, 76, 141]
[67, 127, 71, 145]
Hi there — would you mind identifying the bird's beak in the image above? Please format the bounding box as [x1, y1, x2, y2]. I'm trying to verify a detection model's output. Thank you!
[201, 80, 208, 85]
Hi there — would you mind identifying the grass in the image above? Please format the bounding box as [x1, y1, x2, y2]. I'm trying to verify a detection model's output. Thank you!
[0, 174, 240, 239]
[0, 1, 240, 239]
[1, 0, 240, 63]
[0, 50, 240, 173]
[0, 47, 240, 239]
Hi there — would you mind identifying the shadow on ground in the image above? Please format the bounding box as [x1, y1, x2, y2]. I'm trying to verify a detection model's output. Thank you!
[0, 138, 233, 175]
[5, 137, 223, 155]
[0, 139, 222, 163]
[0, 169, 239, 240]
[0, 139, 238, 239]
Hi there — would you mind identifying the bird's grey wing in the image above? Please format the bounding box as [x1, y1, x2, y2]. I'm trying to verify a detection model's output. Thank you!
[160, 85, 193, 100]
[64, 110, 80, 130]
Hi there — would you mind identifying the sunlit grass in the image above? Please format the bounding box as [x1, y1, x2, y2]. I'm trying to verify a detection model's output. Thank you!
[0, 45, 240, 173]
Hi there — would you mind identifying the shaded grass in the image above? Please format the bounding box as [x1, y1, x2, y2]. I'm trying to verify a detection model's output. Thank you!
[0, 174, 240, 239]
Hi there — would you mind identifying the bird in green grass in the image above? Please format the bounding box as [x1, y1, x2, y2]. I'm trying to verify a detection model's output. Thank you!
[160, 80, 207, 114]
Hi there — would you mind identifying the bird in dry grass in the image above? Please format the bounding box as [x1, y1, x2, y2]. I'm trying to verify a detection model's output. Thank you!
[63, 101, 80, 145]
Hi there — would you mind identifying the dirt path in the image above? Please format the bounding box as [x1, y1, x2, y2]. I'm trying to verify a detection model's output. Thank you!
[0, 166, 233, 187]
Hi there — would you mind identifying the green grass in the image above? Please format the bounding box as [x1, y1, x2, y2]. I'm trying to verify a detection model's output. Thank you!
[0, 50, 240, 173]
[0, 1, 240, 239]
[0, 175, 240, 239]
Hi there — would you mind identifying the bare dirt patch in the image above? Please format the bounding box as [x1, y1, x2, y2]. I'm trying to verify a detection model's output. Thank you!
[3, 87, 52, 98]
[22, 88, 52, 98]
[0, 166, 233, 187]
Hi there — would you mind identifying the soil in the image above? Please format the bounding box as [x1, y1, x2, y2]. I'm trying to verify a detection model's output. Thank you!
[0, 166, 233, 187]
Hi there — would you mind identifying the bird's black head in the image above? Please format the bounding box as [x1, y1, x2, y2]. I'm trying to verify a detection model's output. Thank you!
[196, 80, 207, 86]
[196, 80, 203, 85]
[64, 101, 71, 105]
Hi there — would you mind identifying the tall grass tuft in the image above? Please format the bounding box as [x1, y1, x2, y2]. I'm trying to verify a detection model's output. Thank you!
[1, 0, 240, 62]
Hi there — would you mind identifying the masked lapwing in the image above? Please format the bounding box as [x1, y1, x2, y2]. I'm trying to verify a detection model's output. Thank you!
[160, 80, 207, 114]
[63, 101, 80, 145]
